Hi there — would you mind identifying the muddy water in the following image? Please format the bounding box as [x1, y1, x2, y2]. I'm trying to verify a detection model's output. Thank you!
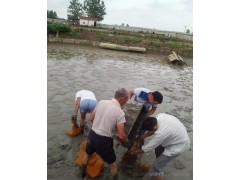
[47, 43, 193, 180]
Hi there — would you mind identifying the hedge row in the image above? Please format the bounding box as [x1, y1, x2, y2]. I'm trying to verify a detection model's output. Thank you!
[47, 22, 70, 33]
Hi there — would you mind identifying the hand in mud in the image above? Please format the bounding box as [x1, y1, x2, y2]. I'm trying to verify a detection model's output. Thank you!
[128, 147, 136, 155]
[71, 114, 77, 123]
[128, 139, 139, 154]
[122, 140, 133, 148]
[137, 135, 144, 142]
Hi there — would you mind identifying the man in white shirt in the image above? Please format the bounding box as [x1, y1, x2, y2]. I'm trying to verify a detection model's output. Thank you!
[66, 90, 97, 136]
[131, 113, 190, 180]
[129, 87, 163, 115]
[81, 88, 131, 180]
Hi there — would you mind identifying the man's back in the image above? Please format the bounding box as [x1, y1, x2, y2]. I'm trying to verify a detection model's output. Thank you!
[75, 90, 96, 101]
[157, 113, 190, 155]
[92, 99, 126, 138]
[142, 113, 190, 156]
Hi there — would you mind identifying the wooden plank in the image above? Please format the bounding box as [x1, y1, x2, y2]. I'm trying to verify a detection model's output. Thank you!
[178, 54, 183, 61]
[172, 51, 179, 60]
[177, 54, 187, 64]
[127, 105, 148, 141]
[167, 54, 177, 62]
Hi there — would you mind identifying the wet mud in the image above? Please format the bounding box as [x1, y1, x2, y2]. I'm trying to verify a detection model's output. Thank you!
[47, 43, 193, 180]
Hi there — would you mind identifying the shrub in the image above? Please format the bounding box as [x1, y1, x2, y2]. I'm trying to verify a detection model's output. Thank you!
[96, 32, 105, 41]
[47, 22, 70, 33]
[124, 36, 130, 44]
[132, 36, 142, 44]
[166, 42, 184, 48]
[70, 28, 79, 38]
[153, 39, 161, 47]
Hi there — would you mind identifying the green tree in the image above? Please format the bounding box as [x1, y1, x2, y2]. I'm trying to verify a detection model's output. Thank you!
[83, 0, 106, 21]
[47, 10, 58, 19]
[186, 29, 190, 33]
[67, 0, 83, 20]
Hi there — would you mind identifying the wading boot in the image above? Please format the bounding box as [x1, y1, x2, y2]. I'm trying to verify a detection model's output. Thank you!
[112, 174, 118, 180]
[79, 125, 85, 134]
[66, 115, 81, 137]
[81, 163, 87, 178]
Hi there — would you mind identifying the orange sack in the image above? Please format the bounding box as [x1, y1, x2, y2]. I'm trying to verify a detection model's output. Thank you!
[76, 141, 104, 178]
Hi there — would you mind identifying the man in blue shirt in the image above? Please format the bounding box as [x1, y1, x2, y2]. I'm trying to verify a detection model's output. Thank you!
[129, 88, 163, 148]
[129, 87, 163, 115]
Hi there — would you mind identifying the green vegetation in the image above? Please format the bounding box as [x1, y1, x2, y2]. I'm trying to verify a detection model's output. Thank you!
[67, 0, 106, 21]
[96, 32, 105, 41]
[132, 36, 142, 44]
[67, 0, 83, 20]
[124, 36, 130, 44]
[47, 10, 58, 19]
[153, 39, 161, 47]
[47, 23, 193, 53]
[47, 23, 70, 33]
[123, 36, 142, 45]
[70, 28, 80, 38]
[165, 42, 184, 48]
[83, 0, 106, 21]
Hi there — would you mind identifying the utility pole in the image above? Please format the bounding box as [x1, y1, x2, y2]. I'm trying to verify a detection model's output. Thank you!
[184, 26, 187, 33]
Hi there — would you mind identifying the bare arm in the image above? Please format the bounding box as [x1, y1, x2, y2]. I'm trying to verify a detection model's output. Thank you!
[148, 107, 156, 115]
[129, 89, 135, 99]
[116, 123, 128, 143]
[132, 148, 145, 155]
[139, 131, 155, 140]
[74, 97, 81, 114]
[89, 108, 96, 121]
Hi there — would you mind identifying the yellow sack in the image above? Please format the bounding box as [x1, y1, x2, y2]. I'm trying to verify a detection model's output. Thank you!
[76, 141, 104, 178]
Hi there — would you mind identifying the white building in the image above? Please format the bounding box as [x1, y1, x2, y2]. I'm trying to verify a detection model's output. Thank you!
[79, 16, 97, 27]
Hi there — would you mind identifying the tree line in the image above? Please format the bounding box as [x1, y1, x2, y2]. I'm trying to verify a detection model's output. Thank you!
[47, 10, 58, 19]
[47, 0, 106, 21]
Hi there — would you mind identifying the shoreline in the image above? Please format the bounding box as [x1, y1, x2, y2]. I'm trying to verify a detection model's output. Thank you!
[47, 37, 193, 58]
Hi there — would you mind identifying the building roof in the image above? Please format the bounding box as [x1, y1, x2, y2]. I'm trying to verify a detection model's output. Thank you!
[79, 16, 97, 21]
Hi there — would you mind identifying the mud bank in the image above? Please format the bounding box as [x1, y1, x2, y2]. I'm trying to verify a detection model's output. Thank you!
[47, 43, 193, 180]
[48, 38, 193, 58]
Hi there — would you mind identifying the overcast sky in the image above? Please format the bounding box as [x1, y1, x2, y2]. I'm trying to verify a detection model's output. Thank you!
[47, 0, 192, 33]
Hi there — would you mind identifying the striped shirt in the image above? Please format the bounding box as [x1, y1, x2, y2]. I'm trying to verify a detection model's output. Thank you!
[142, 113, 190, 156]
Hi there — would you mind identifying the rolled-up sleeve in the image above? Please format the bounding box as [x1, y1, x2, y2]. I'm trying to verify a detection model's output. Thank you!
[142, 133, 168, 153]
[117, 115, 126, 124]
[134, 88, 141, 96]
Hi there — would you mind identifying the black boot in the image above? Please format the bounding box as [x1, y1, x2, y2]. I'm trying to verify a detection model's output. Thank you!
[81, 164, 87, 179]
[112, 174, 118, 180]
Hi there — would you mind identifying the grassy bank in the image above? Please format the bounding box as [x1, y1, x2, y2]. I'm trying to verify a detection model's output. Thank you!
[48, 23, 193, 56]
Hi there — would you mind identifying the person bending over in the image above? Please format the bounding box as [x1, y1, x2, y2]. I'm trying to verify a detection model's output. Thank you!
[129, 87, 163, 116]
[82, 88, 131, 180]
[67, 90, 97, 136]
[131, 113, 190, 180]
